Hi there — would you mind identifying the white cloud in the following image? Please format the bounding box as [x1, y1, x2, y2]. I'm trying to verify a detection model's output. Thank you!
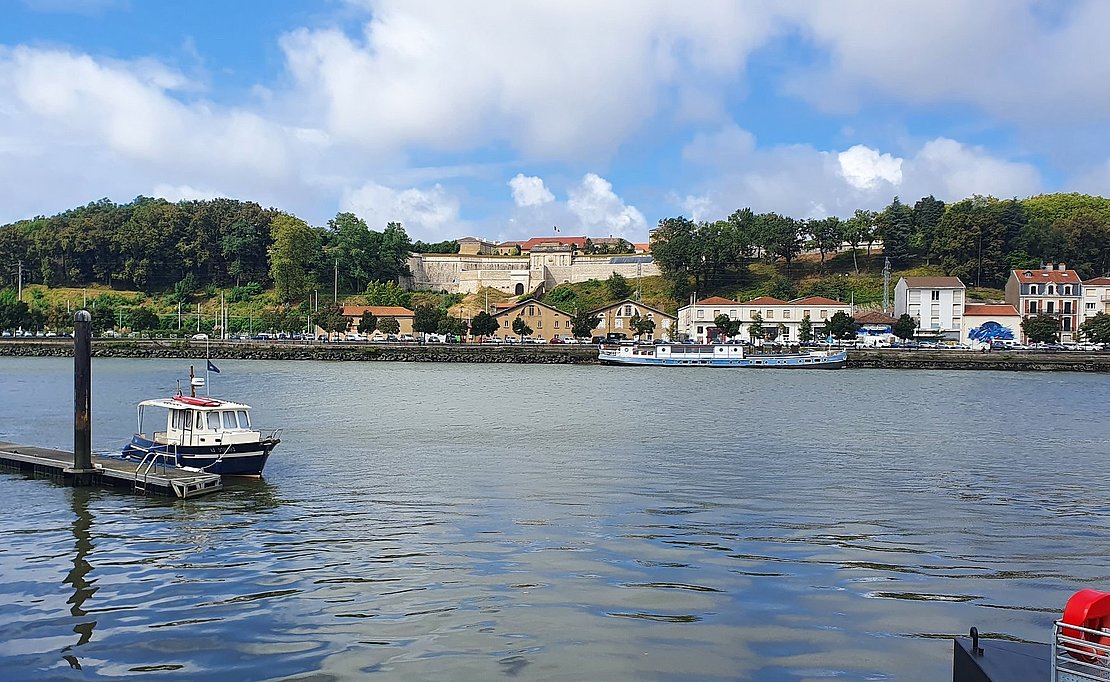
[151, 184, 222, 202]
[508, 174, 554, 207]
[567, 173, 647, 239]
[673, 133, 1042, 222]
[837, 145, 903, 190]
[278, 1, 777, 159]
[341, 181, 462, 241]
[681, 123, 757, 168]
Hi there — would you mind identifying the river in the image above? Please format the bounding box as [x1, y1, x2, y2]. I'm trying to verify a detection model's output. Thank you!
[0, 358, 1107, 680]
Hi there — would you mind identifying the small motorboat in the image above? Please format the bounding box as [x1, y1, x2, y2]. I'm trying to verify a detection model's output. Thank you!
[122, 374, 281, 477]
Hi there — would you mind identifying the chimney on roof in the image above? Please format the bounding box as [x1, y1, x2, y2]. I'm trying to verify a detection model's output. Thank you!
[1045, 263, 1054, 271]
[1059, 262, 1067, 271]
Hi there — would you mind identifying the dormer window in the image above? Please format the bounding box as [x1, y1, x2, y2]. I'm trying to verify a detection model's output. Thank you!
[1064, 285, 1072, 295]
[1023, 270, 1033, 277]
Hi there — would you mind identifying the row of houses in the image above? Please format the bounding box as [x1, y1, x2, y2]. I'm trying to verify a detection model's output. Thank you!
[328, 298, 677, 341]
[894, 264, 1110, 343]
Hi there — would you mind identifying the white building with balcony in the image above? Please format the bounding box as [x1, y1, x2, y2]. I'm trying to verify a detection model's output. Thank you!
[676, 295, 851, 343]
[1082, 276, 1110, 321]
[893, 276, 966, 340]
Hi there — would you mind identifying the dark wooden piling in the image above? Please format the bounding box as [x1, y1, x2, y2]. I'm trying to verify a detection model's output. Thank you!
[68, 311, 94, 477]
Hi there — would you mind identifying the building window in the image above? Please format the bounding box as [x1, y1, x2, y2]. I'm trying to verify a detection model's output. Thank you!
[1047, 301, 1055, 314]
[820, 310, 828, 319]
[615, 319, 622, 328]
[766, 309, 774, 319]
[1028, 301, 1038, 314]
[783, 309, 791, 319]
[1063, 302, 1072, 314]
[931, 290, 940, 301]
[696, 310, 704, 319]
[1048, 285, 1055, 295]
[536, 319, 543, 328]
[624, 305, 633, 316]
[1088, 302, 1097, 310]
[1064, 285, 1072, 295]
[554, 320, 560, 328]
[713, 310, 720, 317]
[1063, 317, 1072, 331]
[729, 309, 737, 319]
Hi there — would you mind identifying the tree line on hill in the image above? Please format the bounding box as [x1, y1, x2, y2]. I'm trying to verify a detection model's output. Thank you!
[0, 197, 414, 302]
[651, 193, 1110, 294]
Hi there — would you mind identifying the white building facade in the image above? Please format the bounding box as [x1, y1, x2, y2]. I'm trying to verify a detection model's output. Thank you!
[677, 296, 852, 343]
[1082, 276, 1110, 321]
[893, 276, 966, 339]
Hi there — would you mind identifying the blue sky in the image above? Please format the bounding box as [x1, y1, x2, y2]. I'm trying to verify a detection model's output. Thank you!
[1, 0, 1108, 243]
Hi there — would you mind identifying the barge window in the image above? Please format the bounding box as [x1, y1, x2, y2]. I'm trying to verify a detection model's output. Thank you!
[237, 410, 250, 427]
[222, 411, 237, 429]
[172, 410, 183, 429]
[207, 412, 221, 430]
[184, 411, 193, 429]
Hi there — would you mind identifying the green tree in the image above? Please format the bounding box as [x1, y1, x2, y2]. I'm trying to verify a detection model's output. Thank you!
[129, 307, 160, 333]
[808, 217, 844, 269]
[757, 212, 802, 268]
[0, 289, 30, 331]
[799, 313, 813, 343]
[413, 304, 442, 339]
[843, 209, 876, 274]
[378, 317, 400, 336]
[892, 313, 917, 341]
[364, 280, 413, 308]
[571, 309, 602, 339]
[437, 315, 468, 338]
[881, 196, 915, 265]
[825, 311, 857, 340]
[91, 305, 116, 333]
[314, 304, 347, 338]
[713, 313, 740, 339]
[912, 195, 945, 260]
[269, 214, 318, 302]
[470, 311, 499, 338]
[511, 316, 532, 340]
[628, 312, 656, 339]
[358, 311, 377, 335]
[1021, 314, 1060, 345]
[607, 272, 632, 300]
[747, 312, 764, 343]
[1078, 312, 1110, 344]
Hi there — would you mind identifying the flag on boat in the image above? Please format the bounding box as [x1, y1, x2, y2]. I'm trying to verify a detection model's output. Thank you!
[207, 359, 220, 374]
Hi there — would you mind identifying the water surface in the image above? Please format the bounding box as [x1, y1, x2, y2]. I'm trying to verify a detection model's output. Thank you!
[1, 358, 1108, 680]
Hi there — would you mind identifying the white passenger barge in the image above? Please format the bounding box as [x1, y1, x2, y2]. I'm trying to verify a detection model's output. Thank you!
[598, 343, 847, 368]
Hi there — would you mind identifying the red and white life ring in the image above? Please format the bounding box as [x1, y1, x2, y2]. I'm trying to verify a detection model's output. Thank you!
[1061, 589, 1110, 663]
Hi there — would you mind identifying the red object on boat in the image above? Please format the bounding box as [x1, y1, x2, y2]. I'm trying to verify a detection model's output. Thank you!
[173, 395, 222, 407]
[1061, 589, 1110, 661]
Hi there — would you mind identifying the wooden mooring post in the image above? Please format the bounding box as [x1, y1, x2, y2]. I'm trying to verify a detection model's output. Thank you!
[0, 309, 222, 499]
[65, 310, 95, 481]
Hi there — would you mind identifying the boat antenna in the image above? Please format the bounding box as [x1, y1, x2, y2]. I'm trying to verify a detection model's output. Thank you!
[189, 365, 196, 398]
[175, 379, 182, 397]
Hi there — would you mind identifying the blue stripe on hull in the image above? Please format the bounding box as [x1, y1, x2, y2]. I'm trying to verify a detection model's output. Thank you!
[598, 353, 846, 368]
[124, 436, 276, 476]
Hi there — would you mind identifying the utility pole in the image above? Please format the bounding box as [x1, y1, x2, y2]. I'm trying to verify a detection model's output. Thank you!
[16, 260, 22, 302]
[334, 258, 338, 303]
[882, 257, 891, 313]
[197, 303, 201, 333]
[177, 302, 182, 330]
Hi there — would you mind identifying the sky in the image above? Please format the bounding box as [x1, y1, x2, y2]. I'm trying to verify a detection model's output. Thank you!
[1, 0, 1108, 244]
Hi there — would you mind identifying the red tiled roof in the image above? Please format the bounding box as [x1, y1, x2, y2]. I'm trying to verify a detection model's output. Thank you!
[743, 296, 789, 306]
[1012, 268, 1079, 283]
[633, 242, 651, 252]
[964, 304, 1019, 316]
[789, 296, 845, 306]
[341, 305, 414, 317]
[520, 236, 588, 250]
[1084, 276, 1110, 286]
[696, 296, 739, 305]
[854, 311, 897, 325]
[491, 302, 517, 309]
[899, 276, 965, 288]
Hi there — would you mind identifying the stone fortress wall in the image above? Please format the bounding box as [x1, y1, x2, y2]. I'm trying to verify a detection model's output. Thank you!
[403, 247, 659, 295]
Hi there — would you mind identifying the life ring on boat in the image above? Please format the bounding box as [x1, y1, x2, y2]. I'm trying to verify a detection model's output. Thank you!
[1061, 589, 1110, 662]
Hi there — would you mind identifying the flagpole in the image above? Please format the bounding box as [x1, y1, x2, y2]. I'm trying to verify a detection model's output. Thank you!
[206, 336, 211, 396]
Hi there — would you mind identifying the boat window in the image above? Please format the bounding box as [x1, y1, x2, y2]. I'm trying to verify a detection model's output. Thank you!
[184, 411, 193, 429]
[207, 412, 221, 430]
[172, 410, 183, 429]
[222, 411, 237, 429]
[237, 410, 250, 427]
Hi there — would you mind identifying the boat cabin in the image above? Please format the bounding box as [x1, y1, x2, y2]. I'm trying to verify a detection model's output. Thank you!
[137, 396, 260, 448]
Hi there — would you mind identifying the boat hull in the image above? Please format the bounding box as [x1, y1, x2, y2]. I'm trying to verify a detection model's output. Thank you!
[598, 349, 847, 368]
[123, 435, 278, 476]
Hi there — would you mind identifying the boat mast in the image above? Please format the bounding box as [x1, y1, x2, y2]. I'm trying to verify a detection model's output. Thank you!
[189, 366, 196, 398]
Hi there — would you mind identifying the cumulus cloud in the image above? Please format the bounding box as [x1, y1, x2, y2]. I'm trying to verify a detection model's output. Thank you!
[673, 133, 1042, 222]
[567, 173, 647, 239]
[341, 181, 462, 241]
[508, 174, 554, 207]
[837, 145, 903, 190]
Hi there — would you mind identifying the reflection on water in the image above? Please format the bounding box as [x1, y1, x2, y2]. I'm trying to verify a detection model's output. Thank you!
[0, 357, 1108, 680]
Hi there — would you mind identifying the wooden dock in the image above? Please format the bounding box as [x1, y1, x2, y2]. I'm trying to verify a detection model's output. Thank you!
[0, 440, 222, 499]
